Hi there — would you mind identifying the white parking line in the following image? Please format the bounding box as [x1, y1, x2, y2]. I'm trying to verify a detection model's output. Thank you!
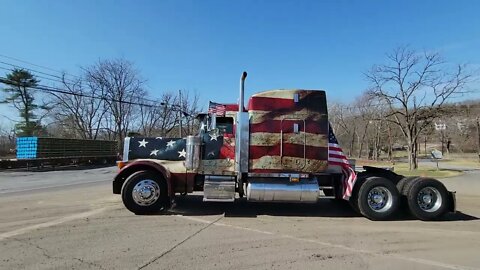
[0, 207, 110, 241]
[177, 215, 478, 270]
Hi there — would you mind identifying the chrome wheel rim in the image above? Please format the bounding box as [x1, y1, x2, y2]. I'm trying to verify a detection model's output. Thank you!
[132, 180, 160, 206]
[367, 186, 393, 213]
[417, 187, 442, 212]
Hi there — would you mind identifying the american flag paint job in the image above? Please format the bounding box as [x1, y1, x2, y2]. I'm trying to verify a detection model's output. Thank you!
[248, 89, 329, 173]
[127, 90, 330, 175]
[250, 132, 328, 148]
[128, 137, 186, 161]
[126, 129, 236, 175]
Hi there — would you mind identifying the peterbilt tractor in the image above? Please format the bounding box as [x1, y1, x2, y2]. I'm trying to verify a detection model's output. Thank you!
[113, 72, 455, 221]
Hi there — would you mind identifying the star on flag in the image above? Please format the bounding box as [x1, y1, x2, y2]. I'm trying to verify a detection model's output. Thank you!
[138, 139, 148, 148]
[150, 149, 159, 156]
[166, 140, 176, 147]
[178, 149, 186, 158]
[209, 132, 219, 141]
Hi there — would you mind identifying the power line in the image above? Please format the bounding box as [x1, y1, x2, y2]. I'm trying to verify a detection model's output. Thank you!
[0, 53, 81, 80]
[0, 60, 171, 107]
[0, 76, 191, 115]
[0, 61, 78, 85]
[0, 66, 392, 113]
[0, 64, 422, 112]
[0, 65, 67, 85]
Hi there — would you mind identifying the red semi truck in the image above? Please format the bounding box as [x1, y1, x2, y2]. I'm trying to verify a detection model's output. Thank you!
[113, 72, 455, 220]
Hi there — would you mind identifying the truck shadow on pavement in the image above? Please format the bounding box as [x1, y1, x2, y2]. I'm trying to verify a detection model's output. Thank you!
[166, 195, 478, 221]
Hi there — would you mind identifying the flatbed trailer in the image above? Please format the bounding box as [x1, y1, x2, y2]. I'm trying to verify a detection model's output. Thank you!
[0, 155, 117, 170]
[1, 137, 118, 170]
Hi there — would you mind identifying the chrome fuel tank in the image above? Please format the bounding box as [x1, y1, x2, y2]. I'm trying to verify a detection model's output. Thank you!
[246, 178, 319, 203]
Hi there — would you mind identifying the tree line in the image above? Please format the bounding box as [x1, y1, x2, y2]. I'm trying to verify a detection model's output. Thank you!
[0, 58, 200, 154]
[329, 46, 478, 169]
[1, 47, 478, 169]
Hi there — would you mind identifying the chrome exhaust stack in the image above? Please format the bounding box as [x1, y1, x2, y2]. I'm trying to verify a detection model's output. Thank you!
[235, 72, 249, 179]
[185, 135, 201, 170]
[239, 71, 247, 112]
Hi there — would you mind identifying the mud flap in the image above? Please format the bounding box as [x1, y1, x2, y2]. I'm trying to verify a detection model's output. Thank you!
[448, 191, 456, 213]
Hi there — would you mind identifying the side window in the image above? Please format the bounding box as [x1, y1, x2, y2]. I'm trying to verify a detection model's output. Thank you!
[216, 117, 234, 135]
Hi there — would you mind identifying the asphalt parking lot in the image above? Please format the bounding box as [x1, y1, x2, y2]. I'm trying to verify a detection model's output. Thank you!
[1, 166, 479, 270]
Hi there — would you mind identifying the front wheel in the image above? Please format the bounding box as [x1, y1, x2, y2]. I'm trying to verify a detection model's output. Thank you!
[357, 177, 400, 220]
[406, 178, 449, 221]
[121, 170, 169, 215]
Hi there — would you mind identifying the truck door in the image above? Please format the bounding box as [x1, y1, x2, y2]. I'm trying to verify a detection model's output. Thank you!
[280, 118, 306, 171]
[200, 116, 236, 174]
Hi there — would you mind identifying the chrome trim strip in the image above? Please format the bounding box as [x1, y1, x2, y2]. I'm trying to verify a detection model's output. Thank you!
[235, 112, 249, 174]
[123, 137, 130, 162]
[247, 172, 309, 178]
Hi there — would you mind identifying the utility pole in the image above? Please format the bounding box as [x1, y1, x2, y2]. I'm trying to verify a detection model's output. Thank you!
[441, 129, 445, 154]
[424, 136, 427, 156]
[435, 122, 446, 154]
[178, 90, 183, 137]
[477, 117, 480, 163]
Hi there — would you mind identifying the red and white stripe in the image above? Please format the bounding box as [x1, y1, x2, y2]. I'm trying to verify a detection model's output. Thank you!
[247, 90, 329, 173]
[328, 142, 356, 200]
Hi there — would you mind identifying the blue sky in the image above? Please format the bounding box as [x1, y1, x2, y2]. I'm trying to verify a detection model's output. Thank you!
[1, 0, 480, 124]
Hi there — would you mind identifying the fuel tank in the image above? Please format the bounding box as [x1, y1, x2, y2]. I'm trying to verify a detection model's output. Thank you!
[246, 178, 319, 203]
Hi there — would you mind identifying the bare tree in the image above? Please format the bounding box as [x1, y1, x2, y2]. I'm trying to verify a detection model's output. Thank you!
[178, 90, 200, 136]
[354, 94, 375, 158]
[48, 75, 108, 139]
[366, 46, 473, 169]
[138, 92, 178, 137]
[84, 59, 145, 151]
[328, 102, 358, 156]
[0, 123, 15, 157]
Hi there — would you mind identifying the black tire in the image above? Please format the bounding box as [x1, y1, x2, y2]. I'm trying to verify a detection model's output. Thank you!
[323, 189, 334, 197]
[121, 170, 169, 215]
[406, 178, 449, 221]
[396, 176, 419, 195]
[349, 196, 360, 214]
[357, 177, 400, 220]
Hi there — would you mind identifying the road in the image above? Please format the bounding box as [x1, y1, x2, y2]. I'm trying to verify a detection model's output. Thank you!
[1, 167, 480, 270]
[0, 166, 116, 194]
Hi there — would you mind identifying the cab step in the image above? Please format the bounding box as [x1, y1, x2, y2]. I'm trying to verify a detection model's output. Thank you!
[203, 175, 236, 202]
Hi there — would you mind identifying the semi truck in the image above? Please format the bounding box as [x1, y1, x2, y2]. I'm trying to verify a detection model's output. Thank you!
[113, 72, 455, 221]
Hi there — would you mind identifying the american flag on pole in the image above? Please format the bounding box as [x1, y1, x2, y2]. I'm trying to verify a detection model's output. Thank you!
[208, 101, 226, 116]
[328, 124, 357, 200]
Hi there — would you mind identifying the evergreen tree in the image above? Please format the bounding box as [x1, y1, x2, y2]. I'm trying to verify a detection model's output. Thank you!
[1, 69, 43, 136]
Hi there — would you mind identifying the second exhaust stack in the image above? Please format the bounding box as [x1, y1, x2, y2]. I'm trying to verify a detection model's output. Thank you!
[235, 71, 249, 177]
[239, 71, 247, 112]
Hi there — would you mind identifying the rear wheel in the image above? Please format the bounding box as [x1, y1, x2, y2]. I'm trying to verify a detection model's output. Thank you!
[406, 178, 449, 221]
[323, 189, 334, 197]
[121, 170, 169, 215]
[349, 196, 360, 214]
[396, 176, 419, 195]
[357, 177, 400, 220]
